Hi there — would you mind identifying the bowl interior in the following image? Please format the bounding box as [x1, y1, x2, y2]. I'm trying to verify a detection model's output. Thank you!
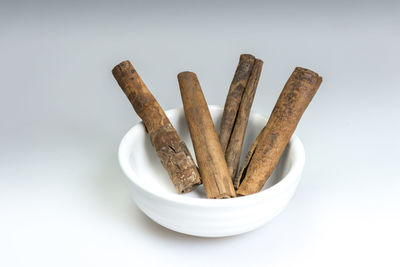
[122, 106, 293, 199]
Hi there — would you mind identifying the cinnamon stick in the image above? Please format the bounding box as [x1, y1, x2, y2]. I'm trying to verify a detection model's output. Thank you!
[221, 56, 263, 180]
[235, 67, 322, 195]
[112, 60, 201, 193]
[178, 72, 236, 199]
[219, 54, 256, 154]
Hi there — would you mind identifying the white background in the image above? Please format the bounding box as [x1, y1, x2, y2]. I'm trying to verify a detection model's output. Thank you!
[1, 1, 399, 266]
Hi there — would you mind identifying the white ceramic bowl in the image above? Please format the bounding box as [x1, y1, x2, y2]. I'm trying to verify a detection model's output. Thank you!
[119, 106, 305, 237]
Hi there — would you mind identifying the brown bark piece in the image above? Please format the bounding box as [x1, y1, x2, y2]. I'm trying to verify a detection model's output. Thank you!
[178, 72, 236, 199]
[236, 67, 322, 195]
[224, 58, 263, 180]
[112, 60, 201, 194]
[219, 54, 256, 154]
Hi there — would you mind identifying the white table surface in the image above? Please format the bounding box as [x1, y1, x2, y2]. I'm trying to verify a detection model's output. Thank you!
[1, 1, 399, 266]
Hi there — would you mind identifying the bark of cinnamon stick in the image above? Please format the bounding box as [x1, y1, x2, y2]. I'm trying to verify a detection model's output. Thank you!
[219, 54, 256, 154]
[178, 72, 236, 199]
[112, 60, 201, 193]
[235, 67, 322, 195]
[220, 55, 263, 180]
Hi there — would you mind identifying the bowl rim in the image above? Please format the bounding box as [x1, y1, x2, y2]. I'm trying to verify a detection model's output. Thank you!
[118, 105, 305, 207]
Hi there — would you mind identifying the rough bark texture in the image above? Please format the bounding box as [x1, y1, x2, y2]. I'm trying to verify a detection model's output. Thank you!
[224, 58, 263, 180]
[219, 54, 256, 154]
[236, 67, 322, 195]
[178, 72, 236, 199]
[112, 60, 201, 193]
